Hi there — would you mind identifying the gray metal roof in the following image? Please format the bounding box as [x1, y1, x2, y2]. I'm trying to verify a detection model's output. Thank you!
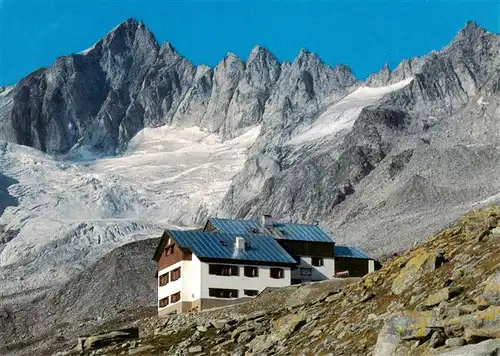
[334, 245, 372, 259]
[167, 230, 297, 264]
[208, 218, 334, 243]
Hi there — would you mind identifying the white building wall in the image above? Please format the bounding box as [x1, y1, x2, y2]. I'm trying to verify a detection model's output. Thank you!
[291, 257, 335, 282]
[368, 260, 375, 273]
[158, 259, 202, 308]
[188, 255, 202, 300]
[199, 262, 291, 299]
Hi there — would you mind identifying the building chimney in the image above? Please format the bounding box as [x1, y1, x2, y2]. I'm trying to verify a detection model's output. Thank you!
[261, 214, 273, 230]
[235, 236, 246, 251]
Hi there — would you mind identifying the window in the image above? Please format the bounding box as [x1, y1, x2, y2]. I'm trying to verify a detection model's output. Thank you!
[208, 264, 239, 276]
[312, 257, 324, 267]
[165, 245, 174, 256]
[170, 292, 181, 304]
[300, 268, 312, 276]
[170, 267, 181, 281]
[270, 268, 284, 279]
[159, 273, 169, 286]
[208, 288, 239, 298]
[159, 297, 169, 308]
[244, 266, 259, 277]
[244, 289, 259, 297]
[292, 256, 301, 264]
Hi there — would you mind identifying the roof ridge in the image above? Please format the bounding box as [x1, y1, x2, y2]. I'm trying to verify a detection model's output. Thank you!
[209, 217, 323, 227]
[167, 230, 273, 238]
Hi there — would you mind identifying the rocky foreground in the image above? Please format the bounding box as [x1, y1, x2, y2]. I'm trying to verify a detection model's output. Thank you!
[48, 206, 500, 356]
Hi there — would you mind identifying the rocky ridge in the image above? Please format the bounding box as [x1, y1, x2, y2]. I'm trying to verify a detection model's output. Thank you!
[46, 206, 500, 356]
[0, 18, 357, 156]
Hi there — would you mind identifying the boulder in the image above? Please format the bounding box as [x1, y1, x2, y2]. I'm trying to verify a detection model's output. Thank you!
[393, 311, 442, 341]
[188, 345, 203, 353]
[231, 325, 255, 340]
[237, 331, 255, 344]
[246, 334, 273, 353]
[78, 327, 139, 351]
[433, 339, 500, 355]
[129, 345, 154, 355]
[373, 310, 442, 356]
[424, 287, 463, 308]
[482, 273, 500, 305]
[373, 323, 400, 356]
[269, 312, 306, 342]
[445, 338, 465, 347]
[458, 304, 478, 315]
[211, 319, 229, 330]
[391, 250, 446, 295]
[425, 288, 452, 308]
[464, 326, 500, 343]
[429, 330, 446, 348]
[446, 306, 500, 330]
[196, 325, 208, 332]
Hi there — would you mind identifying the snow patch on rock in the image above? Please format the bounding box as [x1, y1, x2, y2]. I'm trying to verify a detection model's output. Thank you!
[477, 96, 490, 105]
[289, 77, 414, 145]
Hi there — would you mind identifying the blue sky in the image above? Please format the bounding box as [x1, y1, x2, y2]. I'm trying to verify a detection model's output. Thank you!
[0, 0, 499, 86]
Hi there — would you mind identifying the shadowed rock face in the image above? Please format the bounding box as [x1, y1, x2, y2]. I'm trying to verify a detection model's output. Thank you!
[0, 173, 18, 216]
[3, 19, 160, 155]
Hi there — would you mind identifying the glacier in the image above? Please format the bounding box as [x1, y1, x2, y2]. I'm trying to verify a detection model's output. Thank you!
[0, 125, 259, 296]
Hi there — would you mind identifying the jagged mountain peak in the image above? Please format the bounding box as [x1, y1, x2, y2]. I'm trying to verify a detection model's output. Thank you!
[223, 52, 243, 64]
[247, 45, 278, 64]
[249, 45, 266, 56]
[161, 41, 177, 56]
[366, 62, 392, 86]
[101, 17, 159, 56]
[459, 20, 488, 37]
[106, 17, 149, 38]
[446, 19, 491, 50]
[294, 48, 323, 66]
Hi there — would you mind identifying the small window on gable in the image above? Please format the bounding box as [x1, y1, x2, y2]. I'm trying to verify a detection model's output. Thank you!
[270, 268, 285, 279]
[312, 257, 324, 267]
[244, 266, 258, 277]
[165, 244, 174, 256]
[159, 273, 169, 286]
[159, 297, 169, 308]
